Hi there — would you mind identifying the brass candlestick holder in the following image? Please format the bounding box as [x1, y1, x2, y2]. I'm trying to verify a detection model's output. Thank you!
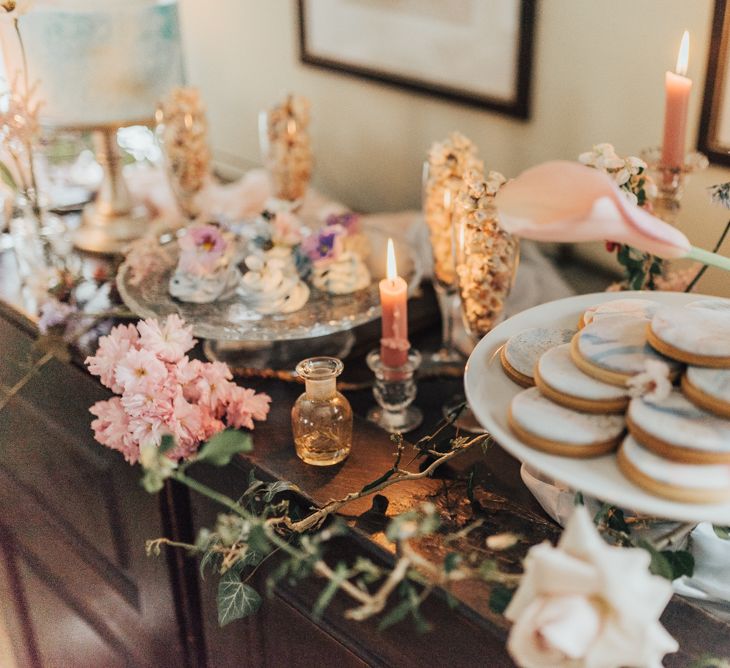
[73, 124, 149, 255]
[641, 147, 708, 225]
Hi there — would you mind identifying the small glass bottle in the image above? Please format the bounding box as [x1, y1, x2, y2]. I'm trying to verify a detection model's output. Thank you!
[292, 357, 353, 466]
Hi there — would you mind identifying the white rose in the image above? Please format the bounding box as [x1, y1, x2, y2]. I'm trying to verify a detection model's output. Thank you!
[505, 506, 678, 668]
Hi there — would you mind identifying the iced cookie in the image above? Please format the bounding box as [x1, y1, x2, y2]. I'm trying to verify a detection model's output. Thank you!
[579, 298, 659, 329]
[617, 435, 730, 504]
[626, 390, 730, 464]
[534, 343, 630, 413]
[507, 387, 625, 457]
[647, 304, 730, 368]
[687, 298, 730, 312]
[571, 316, 681, 387]
[681, 366, 730, 418]
[500, 327, 575, 387]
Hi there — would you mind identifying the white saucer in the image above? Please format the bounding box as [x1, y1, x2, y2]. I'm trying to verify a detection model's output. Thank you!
[464, 290, 730, 524]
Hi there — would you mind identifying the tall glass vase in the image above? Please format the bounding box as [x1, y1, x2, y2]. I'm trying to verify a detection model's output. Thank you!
[421, 160, 465, 369]
[155, 87, 211, 221]
[451, 173, 520, 432]
[259, 95, 313, 205]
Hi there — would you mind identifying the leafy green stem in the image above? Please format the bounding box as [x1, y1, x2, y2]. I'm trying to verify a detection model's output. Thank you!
[172, 471, 249, 519]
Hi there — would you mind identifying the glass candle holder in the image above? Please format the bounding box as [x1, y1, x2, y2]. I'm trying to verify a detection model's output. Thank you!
[366, 349, 423, 434]
[291, 357, 352, 466]
[640, 147, 708, 225]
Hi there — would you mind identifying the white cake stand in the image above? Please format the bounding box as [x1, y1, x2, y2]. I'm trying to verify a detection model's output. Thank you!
[464, 290, 730, 525]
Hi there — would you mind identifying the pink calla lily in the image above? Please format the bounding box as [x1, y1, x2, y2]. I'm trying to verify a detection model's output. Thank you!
[494, 161, 691, 259]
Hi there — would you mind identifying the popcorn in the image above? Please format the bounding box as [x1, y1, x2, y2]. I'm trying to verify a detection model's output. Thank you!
[423, 132, 484, 286]
[156, 87, 211, 219]
[263, 94, 313, 201]
[455, 170, 518, 336]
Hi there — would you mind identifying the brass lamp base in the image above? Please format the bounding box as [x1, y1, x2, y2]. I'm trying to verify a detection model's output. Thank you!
[72, 126, 149, 255]
[74, 201, 148, 254]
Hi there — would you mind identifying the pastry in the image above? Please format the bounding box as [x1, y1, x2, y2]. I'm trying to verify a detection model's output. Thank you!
[681, 366, 730, 418]
[500, 327, 575, 387]
[626, 390, 730, 464]
[311, 251, 371, 295]
[617, 435, 730, 504]
[238, 253, 310, 315]
[571, 316, 681, 387]
[579, 298, 658, 329]
[169, 224, 241, 304]
[534, 343, 630, 413]
[507, 387, 625, 457]
[647, 303, 730, 367]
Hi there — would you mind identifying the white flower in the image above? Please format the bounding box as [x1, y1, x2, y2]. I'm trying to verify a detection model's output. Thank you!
[613, 167, 630, 186]
[505, 506, 677, 668]
[626, 155, 647, 173]
[627, 359, 672, 403]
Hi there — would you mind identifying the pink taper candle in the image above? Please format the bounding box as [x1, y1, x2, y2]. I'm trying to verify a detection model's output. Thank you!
[380, 238, 409, 367]
[661, 30, 692, 170]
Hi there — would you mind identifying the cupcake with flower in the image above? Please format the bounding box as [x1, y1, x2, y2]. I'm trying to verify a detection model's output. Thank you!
[303, 213, 371, 295]
[169, 223, 242, 303]
[236, 208, 312, 315]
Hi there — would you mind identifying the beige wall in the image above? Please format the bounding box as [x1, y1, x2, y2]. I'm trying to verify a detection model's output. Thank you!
[179, 0, 730, 296]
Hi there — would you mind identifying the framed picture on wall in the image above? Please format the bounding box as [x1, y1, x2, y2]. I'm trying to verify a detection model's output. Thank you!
[297, 0, 536, 119]
[699, 0, 730, 164]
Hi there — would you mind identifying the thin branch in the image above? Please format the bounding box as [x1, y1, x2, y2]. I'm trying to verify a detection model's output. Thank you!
[287, 434, 488, 533]
[344, 556, 412, 620]
[653, 522, 696, 551]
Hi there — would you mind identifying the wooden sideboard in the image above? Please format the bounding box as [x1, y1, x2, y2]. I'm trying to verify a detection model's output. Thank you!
[1, 279, 730, 667]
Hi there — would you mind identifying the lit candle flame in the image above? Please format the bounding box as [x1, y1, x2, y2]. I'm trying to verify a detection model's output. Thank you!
[676, 30, 690, 76]
[386, 238, 398, 282]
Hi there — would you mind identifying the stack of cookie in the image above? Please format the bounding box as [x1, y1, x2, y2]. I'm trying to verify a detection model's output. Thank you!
[500, 297, 730, 504]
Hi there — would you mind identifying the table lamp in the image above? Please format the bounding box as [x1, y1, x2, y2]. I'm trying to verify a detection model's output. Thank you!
[12, 0, 185, 253]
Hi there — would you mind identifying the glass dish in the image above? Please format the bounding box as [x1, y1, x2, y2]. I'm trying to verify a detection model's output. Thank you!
[116, 226, 423, 342]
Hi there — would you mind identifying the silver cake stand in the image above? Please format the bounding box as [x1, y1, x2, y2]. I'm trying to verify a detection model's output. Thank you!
[117, 228, 423, 371]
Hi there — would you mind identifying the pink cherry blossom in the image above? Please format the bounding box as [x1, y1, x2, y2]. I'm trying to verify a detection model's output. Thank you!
[226, 387, 271, 429]
[175, 356, 206, 402]
[86, 323, 140, 392]
[88, 314, 270, 463]
[137, 314, 195, 363]
[196, 361, 234, 414]
[494, 161, 691, 259]
[89, 398, 136, 463]
[115, 348, 168, 394]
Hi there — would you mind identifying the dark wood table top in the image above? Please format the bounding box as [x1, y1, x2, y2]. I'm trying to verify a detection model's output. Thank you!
[2, 244, 729, 666]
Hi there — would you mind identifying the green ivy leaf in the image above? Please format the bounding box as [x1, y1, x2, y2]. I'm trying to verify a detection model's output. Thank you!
[196, 430, 252, 467]
[663, 550, 695, 579]
[377, 597, 412, 631]
[159, 434, 176, 455]
[639, 540, 695, 580]
[313, 562, 348, 620]
[488, 584, 514, 614]
[246, 524, 272, 557]
[199, 548, 221, 580]
[444, 552, 461, 574]
[713, 525, 730, 540]
[217, 569, 262, 626]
